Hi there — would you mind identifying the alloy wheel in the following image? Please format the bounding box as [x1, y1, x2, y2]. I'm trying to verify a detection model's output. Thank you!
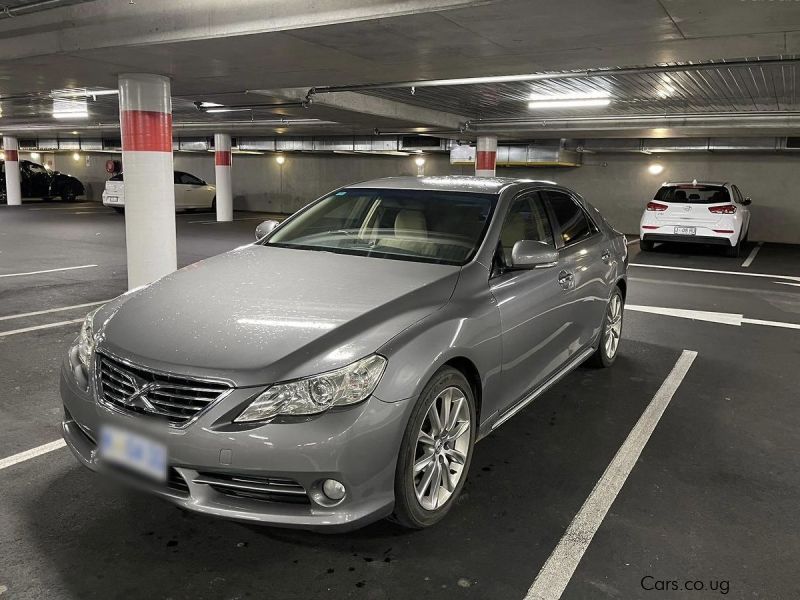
[604, 294, 623, 359]
[413, 386, 471, 511]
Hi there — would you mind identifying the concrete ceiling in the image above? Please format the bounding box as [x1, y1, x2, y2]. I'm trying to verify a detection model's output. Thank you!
[3, 0, 800, 138]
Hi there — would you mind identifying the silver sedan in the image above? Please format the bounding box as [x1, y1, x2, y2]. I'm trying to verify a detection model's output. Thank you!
[60, 176, 628, 531]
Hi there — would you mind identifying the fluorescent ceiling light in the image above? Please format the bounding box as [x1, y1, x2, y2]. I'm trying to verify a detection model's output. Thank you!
[200, 102, 223, 107]
[53, 111, 89, 119]
[205, 107, 251, 113]
[528, 98, 610, 109]
[52, 89, 118, 98]
[529, 91, 610, 101]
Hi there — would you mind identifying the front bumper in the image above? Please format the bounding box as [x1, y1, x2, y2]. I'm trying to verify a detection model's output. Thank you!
[60, 358, 413, 531]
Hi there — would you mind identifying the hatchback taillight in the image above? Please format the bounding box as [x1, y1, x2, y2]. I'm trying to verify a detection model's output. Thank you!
[708, 205, 736, 214]
[646, 201, 668, 211]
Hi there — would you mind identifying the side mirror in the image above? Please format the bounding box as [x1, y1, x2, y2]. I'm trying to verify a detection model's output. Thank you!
[510, 240, 558, 269]
[255, 219, 280, 240]
[743, 197, 752, 206]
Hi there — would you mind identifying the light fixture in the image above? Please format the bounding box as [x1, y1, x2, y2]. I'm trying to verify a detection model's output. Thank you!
[199, 102, 223, 108]
[0, 152, 4, 160]
[275, 155, 285, 165]
[71, 131, 78, 135]
[528, 98, 610, 109]
[72, 152, 81, 161]
[205, 107, 251, 113]
[648, 163, 664, 175]
[30, 152, 40, 160]
[53, 111, 89, 119]
[529, 91, 610, 101]
[414, 156, 426, 167]
[527, 91, 611, 109]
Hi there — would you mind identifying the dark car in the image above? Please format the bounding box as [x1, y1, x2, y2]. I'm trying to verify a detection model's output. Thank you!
[0, 159, 85, 203]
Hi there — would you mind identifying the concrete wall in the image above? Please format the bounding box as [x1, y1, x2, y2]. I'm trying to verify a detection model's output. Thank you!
[172, 152, 465, 214]
[44, 149, 800, 244]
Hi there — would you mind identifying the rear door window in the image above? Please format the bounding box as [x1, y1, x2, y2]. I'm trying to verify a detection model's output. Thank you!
[543, 190, 594, 246]
[655, 185, 730, 204]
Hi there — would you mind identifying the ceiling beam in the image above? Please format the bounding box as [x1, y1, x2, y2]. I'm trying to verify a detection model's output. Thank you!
[252, 88, 468, 131]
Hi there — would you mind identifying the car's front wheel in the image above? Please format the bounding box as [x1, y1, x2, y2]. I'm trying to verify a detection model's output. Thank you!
[391, 366, 476, 529]
[587, 286, 624, 368]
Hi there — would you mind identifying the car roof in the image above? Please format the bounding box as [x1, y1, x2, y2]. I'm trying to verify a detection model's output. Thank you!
[662, 181, 730, 187]
[345, 175, 560, 194]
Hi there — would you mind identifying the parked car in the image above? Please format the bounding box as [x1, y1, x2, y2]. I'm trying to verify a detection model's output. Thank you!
[639, 181, 751, 257]
[0, 159, 85, 202]
[60, 176, 628, 531]
[102, 170, 216, 212]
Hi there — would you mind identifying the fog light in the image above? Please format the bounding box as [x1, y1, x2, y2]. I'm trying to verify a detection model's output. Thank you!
[322, 479, 346, 501]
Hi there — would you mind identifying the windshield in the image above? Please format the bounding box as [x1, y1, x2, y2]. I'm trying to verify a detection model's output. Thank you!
[265, 188, 497, 265]
[655, 185, 730, 204]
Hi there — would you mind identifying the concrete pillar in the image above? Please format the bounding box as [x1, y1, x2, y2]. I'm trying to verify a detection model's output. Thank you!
[475, 135, 497, 178]
[2, 136, 22, 205]
[118, 73, 177, 289]
[214, 133, 233, 222]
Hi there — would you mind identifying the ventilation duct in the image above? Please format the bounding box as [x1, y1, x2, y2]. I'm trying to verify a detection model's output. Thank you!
[451, 143, 580, 167]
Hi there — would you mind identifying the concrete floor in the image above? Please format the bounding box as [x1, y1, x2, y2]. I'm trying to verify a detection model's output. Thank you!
[1, 201, 799, 599]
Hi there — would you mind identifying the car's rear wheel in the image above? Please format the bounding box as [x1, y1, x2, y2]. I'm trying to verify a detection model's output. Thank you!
[391, 366, 476, 529]
[640, 239, 654, 251]
[112, 207, 124, 214]
[587, 286, 624, 368]
[726, 239, 741, 258]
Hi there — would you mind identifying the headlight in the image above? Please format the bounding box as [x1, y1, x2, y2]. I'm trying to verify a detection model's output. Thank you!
[235, 354, 387, 423]
[77, 307, 101, 369]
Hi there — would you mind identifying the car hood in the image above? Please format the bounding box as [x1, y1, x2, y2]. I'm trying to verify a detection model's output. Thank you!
[99, 245, 460, 386]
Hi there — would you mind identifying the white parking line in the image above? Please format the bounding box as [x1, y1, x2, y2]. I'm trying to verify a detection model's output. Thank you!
[0, 317, 84, 338]
[0, 300, 109, 322]
[626, 238, 640, 246]
[630, 263, 800, 283]
[626, 304, 800, 330]
[0, 264, 97, 278]
[0, 439, 67, 471]
[741, 242, 764, 268]
[525, 350, 697, 600]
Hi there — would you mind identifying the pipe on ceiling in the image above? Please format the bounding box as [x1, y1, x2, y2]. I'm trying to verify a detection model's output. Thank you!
[307, 57, 800, 95]
[467, 111, 800, 132]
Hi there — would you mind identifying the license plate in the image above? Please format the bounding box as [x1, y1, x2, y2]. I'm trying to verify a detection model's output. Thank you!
[674, 226, 696, 235]
[106, 196, 119, 203]
[99, 425, 167, 481]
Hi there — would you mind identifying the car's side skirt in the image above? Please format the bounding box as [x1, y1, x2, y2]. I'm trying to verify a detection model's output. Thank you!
[490, 346, 595, 431]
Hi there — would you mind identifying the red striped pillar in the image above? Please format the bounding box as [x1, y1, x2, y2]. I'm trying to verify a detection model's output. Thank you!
[118, 73, 177, 289]
[214, 133, 233, 222]
[2, 136, 21, 206]
[475, 135, 497, 178]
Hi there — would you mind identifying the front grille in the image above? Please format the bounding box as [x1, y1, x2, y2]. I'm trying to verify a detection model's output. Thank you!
[97, 352, 231, 426]
[193, 472, 310, 505]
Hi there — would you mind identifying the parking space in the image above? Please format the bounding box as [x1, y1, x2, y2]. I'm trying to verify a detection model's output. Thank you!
[2, 207, 798, 599]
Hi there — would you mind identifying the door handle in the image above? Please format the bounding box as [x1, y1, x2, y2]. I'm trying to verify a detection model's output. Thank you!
[601, 249, 611, 264]
[557, 270, 575, 290]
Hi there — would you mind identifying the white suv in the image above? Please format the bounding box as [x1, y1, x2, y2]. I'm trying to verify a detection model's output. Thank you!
[639, 181, 751, 257]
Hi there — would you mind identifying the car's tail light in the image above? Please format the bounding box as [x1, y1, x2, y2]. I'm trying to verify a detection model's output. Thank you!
[713, 229, 734, 233]
[709, 205, 736, 214]
[642, 225, 659, 230]
[646, 201, 668, 211]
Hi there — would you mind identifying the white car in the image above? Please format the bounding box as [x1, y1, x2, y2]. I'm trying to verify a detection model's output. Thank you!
[639, 181, 751, 257]
[102, 171, 216, 212]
